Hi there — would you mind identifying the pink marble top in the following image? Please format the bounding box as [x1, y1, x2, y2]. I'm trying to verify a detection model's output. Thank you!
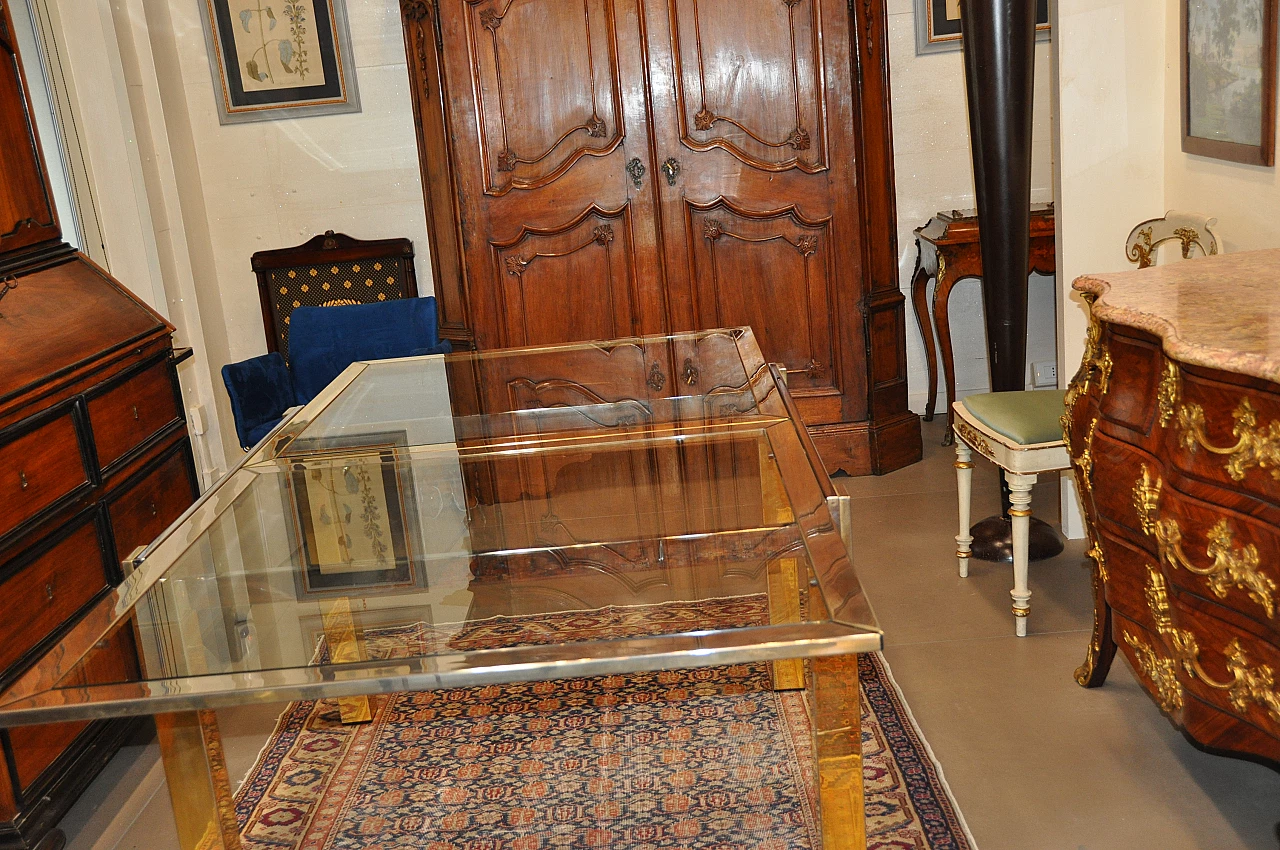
[1073, 249, 1280, 384]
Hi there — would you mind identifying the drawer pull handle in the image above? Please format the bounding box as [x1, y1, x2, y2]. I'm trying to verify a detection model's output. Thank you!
[45, 583, 53, 602]
[1127, 566, 1280, 725]
[18, 471, 27, 491]
[1133, 465, 1277, 618]
[1176, 398, 1280, 482]
[132, 405, 140, 420]
[149, 501, 158, 518]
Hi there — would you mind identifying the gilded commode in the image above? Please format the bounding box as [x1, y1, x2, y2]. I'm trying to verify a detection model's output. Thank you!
[1066, 249, 1280, 766]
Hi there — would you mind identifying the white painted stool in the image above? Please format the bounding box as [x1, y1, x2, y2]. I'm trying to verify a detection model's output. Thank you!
[953, 391, 1071, 636]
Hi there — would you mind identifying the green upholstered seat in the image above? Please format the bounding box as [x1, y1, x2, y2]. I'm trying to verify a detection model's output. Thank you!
[959, 390, 1067, 446]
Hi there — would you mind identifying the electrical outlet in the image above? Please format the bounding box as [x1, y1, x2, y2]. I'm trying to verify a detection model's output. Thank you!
[1032, 361, 1057, 388]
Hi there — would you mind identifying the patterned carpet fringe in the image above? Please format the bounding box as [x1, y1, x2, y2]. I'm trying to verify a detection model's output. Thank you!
[233, 597, 975, 849]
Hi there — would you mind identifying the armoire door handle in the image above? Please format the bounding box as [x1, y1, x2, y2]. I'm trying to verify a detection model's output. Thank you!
[662, 157, 681, 186]
[626, 157, 645, 189]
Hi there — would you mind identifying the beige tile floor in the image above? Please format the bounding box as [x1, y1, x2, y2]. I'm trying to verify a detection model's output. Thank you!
[56, 417, 1280, 850]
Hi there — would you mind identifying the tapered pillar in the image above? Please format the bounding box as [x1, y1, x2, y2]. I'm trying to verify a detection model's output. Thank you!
[960, 0, 1061, 564]
[959, 0, 1036, 392]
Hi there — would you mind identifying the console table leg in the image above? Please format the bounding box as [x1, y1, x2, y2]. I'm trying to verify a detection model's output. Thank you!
[932, 271, 959, 446]
[909, 265, 938, 421]
[155, 710, 242, 850]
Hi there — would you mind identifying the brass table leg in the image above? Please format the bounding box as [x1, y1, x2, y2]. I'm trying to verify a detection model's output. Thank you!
[155, 710, 242, 850]
[811, 653, 866, 850]
[766, 558, 806, 690]
[321, 597, 373, 724]
[760, 442, 805, 691]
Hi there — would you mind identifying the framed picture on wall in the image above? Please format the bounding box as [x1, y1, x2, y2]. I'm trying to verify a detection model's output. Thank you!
[915, 0, 1050, 54]
[286, 431, 424, 600]
[1181, 0, 1278, 166]
[198, 0, 361, 124]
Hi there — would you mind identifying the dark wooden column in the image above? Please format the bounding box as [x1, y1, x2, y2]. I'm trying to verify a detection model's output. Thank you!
[959, 0, 1036, 392]
[959, 0, 1062, 562]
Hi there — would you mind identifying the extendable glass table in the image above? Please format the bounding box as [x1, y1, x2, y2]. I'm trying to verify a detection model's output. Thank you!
[0, 328, 881, 849]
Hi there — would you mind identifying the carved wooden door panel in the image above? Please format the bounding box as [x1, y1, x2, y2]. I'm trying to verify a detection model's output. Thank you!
[434, 0, 666, 349]
[641, 0, 868, 428]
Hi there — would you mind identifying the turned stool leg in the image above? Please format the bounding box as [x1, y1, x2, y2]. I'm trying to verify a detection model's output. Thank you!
[954, 438, 974, 578]
[1008, 472, 1036, 636]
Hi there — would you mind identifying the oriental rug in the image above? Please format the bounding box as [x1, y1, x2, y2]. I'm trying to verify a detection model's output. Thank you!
[233, 597, 975, 849]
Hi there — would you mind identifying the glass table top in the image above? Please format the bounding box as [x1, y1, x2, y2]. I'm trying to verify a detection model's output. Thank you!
[0, 328, 880, 725]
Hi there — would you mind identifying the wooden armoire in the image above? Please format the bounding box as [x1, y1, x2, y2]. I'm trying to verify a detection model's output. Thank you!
[398, 0, 922, 475]
[0, 4, 199, 847]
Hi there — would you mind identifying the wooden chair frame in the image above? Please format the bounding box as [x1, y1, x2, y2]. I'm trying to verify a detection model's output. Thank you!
[252, 230, 419, 359]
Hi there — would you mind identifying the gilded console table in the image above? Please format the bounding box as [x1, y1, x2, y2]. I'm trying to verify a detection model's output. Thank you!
[911, 203, 1056, 444]
[1065, 249, 1280, 766]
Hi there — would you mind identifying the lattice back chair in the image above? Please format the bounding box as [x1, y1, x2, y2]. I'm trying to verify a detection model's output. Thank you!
[1125, 211, 1221, 269]
[253, 231, 419, 363]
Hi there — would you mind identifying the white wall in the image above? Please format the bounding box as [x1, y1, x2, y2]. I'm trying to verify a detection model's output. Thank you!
[1162, 3, 1280, 251]
[61, 0, 433, 465]
[1051, 0, 1167, 537]
[886, 7, 1059, 414]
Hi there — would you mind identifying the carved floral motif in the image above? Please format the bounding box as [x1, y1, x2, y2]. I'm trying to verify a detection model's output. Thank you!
[786, 127, 811, 151]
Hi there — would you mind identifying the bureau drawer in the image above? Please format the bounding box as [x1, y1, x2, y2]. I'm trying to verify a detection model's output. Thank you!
[0, 519, 110, 675]
[1117, 599, 1280, 747]
[1151, 484, 1280, 631]
[8, 627, 139, 792]
[1164, 368, 1280, 505]
[87, 361, 181, 470]
[0, 410, 89, 541]
[109, 449, 197, 562]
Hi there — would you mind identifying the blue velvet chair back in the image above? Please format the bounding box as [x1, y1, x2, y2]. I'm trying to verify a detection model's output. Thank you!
[289, 297, 450, 402]
[221, 351, 298, 450]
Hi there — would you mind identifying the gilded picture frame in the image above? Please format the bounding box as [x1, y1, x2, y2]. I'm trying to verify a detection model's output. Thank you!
[1181, 0, 1278, 166]
[286, 431, 424, 600]
[915, 0, 1050, 55]
[197, 0, 361, 124]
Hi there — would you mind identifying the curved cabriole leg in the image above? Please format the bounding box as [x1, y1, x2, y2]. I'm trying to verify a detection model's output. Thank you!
[1007, 472, 1036, 636]
[933, 271, 958, 446]
[954, 438, 974, 577]
[1076, 545, 1117, 686]
[910, 263, 939, 421]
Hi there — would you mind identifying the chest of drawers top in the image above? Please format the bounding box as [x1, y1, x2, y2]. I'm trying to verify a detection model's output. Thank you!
[1075, 248, 1280, 384]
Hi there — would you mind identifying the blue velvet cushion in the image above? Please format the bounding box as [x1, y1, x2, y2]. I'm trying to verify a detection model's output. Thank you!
[289, 297, 451, 402]
[221, 352, 298, 450]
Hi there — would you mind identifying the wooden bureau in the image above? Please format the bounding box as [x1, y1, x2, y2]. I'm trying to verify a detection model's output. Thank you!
[1066, 250, 1280, 767]
[0, 2, 199, 845]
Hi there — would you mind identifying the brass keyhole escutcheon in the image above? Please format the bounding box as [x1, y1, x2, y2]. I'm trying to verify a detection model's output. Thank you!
[662, 157, 681, 186]
[682, 357, 699, 386]
[625, 157, 646, 189]
[132, 405, 140, 420]
[45, 583, 54, 602]
[19, 471, 27, 490]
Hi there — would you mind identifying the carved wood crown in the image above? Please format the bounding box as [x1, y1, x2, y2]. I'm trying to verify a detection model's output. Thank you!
[401, 0, 433, 21]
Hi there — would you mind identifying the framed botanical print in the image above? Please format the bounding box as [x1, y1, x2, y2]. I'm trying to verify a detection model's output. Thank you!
[1181, 0, 1278, 166]
[915, 0, 1050, 54]
[198, 0, 361, 124]
[286, 432, 424, 599]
